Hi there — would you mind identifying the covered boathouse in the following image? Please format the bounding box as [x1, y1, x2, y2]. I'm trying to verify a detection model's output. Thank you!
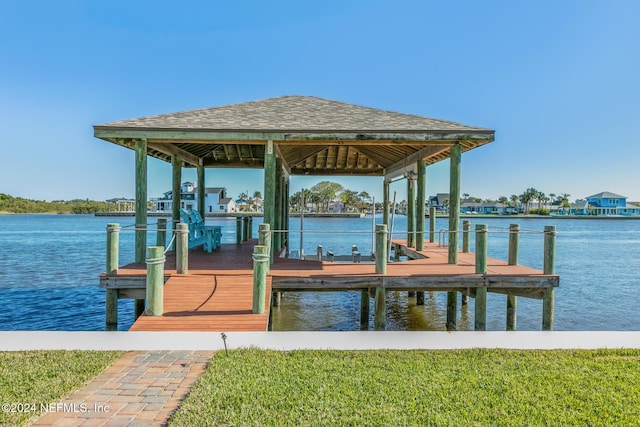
[94, 95, 558, 332]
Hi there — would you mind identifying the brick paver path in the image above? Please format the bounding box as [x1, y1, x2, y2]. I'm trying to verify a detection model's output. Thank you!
[30, 351, 214, 427]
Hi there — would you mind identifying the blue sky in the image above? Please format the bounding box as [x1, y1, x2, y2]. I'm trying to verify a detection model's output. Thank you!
[1, 1, 638, 203]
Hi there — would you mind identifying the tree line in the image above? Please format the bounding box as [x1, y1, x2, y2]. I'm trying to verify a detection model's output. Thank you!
[0, 193, 110, 214]
[289, 181, 371, 213]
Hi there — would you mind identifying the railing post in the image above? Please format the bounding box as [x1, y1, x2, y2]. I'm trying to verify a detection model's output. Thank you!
[176, 223, 189, 274]
[236, 217, 243, 244]
[429, 207, 436, 243]
[375, 224, 388, 274]
[105, 223, 120, 331]
[145, 246, 165, 316]
[475, 224, 488, 331]
[507, 223, 520, 331]
[543, 225, 556, 331]
[462, 220, 470, 253]
[156, 218, 167, 248]
[252, 245, 269, 314]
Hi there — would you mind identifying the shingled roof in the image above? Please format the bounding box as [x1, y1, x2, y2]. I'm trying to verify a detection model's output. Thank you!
[94, 95, 495, 177]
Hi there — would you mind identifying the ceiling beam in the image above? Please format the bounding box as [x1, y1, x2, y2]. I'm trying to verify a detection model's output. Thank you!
[202, 159, 264, 168]
[147, 142, 200, 167]
[275, 144, 291, 175]
[384, 146, 449, 180]
[284, 145, 328, 166]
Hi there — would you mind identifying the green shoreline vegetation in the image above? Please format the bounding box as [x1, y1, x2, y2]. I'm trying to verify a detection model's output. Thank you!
[170, 348, 640, 426]
[0, 194, 109, 214]
[0, 350, 123, 426]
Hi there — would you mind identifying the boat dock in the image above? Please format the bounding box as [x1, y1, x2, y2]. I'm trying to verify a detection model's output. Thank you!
[101, 227, 558, 332]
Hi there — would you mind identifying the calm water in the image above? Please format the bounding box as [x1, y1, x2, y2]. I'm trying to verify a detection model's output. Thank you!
[1, 214, 639, 331]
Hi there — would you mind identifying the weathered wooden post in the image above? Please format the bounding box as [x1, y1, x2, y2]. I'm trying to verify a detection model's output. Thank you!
[176, 223, 189, 275]
[462, 220, 470, 253]
[429, 207, 436, 243]
[407, 176, 415, 248]
[375, 224, 388, 274]
[252, 245, 269, 314]
[247, 216, 253, 240]
[145, 246, 165, 316]
[156, 218, 167, 248]
[316, 245, 323, 261]
[383, 179, 390, 227]
[416, 291, 425, 305]
[374, 224, 388, 330]
[360, 290, 370, 330]
[106, 223, 120, 330]
[416, 159, 426, 251]
[135, 139, 148, 264]
[460, 219, 471, 307]
[243, 217, 250, 242]
[507, 223, 520, 331]
[543, 225, 556, 331]
[475, 224, 488, 331]
[259, 223, 271, 272]
[236, 217, 243, 244]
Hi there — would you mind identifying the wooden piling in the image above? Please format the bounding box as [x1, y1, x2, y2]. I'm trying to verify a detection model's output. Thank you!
[243, 217, 250, 242]
[264, 140, 276, 263]
[374, 224, 387, 330]
[416, 291, 425, 305]
[375, 224, 388, 274]
[475, 224, 488, 331]
[106, 223, 119, 330]
[106, 223, 120, 275]
[507, 223, 520, 331]
[429, 207, 436, 243]
[374, 285, 386, 331]
[407, 177, 415, 248]
[462, 220, 470, 253]
[446, 292, 457, 331]
[448, 143, 461, 265]
[360, 290, 370, 330]
[156, 218, 167, 248]
[383, 179, 390, 227]
[252, 245, 269, 314]
[197, 163, 205, 218]
[543, 225, 556, 331]
[135, 139, 147, 264]
[176, 223, 188, 274]
[272, 291, 281, 307]
[316, 245, 323, 261]
[416, 159, 426, 251]
[145, 246, 165, 316]
[236, 217, 243, 244]
[247, 216, 253, 240]
[171, 155, 181, 238]
[259, 223, 271, 272]
[105, 289, 118, 331]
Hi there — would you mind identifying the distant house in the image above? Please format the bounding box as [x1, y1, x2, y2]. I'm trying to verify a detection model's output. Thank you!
[151, 183, 237, 213]
[568, 200, 589, 215]
[106, 198, 135, 212]
[428, 193, 449, 212]
[585, 191, 640, 216]
[460, 202, 506, 215]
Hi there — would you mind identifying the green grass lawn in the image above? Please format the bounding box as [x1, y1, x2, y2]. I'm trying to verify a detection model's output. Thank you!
[0, 351, 123, 427]
[170, 348, 640, 426]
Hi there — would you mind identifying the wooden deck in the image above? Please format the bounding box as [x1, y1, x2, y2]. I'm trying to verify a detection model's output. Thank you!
[101, 239, 558, 332]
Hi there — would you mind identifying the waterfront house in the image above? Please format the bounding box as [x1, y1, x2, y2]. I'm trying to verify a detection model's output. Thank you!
[460, 202, 506, 215]
[585, 191, 640, 216]
[105, 198, 135, 212]
[152, 183, 237, 213]
[429, 193, 449, 212]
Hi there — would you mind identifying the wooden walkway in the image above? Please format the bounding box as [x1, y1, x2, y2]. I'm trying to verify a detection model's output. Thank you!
[102, 239, 557, 332]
